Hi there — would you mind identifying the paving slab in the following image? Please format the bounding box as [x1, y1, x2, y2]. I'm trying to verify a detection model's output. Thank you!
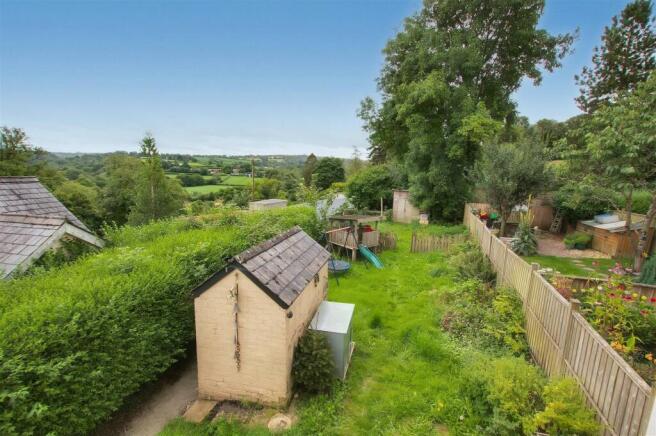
[183, 399, 217, 423]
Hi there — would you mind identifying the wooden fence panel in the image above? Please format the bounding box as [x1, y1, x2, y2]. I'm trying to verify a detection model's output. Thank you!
[462, 203, 655, 436]
[410, 233, 466, 253]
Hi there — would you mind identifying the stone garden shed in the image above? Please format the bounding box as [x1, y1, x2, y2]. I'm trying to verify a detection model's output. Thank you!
[192, 226, 330, 406]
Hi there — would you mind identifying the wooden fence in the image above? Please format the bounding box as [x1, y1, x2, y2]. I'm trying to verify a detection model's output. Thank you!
[464, 204, 655, 436]
[410, 233, 466, 253]
[379, 232, 397, 250]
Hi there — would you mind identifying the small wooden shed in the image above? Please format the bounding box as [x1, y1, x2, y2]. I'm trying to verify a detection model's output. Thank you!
[392, 190, 421, 223]
[577, 216, 654, 258]
[248, 199, 287, 211]
[192, 226, 330, 406]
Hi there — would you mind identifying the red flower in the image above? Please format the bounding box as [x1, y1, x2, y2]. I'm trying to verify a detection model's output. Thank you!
[618, 283, 626, 291]
[609, 293, 616, 298]
[651, 297, 656, 303]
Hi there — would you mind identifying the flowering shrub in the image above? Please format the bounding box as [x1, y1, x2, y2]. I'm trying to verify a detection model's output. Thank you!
[572, 270, 656, 385]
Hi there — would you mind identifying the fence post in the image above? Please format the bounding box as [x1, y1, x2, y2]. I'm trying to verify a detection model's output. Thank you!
[525, 262, 539, 307]
[500, 245, 510, 285]
[411, 232, 416, 253]
[487, 231, 493, 256]
[559, 298, 580, 376]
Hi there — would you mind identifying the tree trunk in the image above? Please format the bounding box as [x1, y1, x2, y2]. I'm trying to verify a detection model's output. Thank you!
[499, 209, 510, 237]
[625, 187, 633, 234]
[634, 192, 656, 272]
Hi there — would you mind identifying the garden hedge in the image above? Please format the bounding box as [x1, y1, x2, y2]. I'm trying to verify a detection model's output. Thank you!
[0, 206, 321, 435]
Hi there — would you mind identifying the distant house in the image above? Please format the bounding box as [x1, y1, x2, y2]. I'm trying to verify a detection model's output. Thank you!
[0, 177, 104, 278]
[208, 168, 222, 175]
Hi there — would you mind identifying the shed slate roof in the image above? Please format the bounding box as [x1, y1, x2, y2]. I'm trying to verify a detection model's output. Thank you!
[0, 176, 89, 231]
[194, 226, 330, 308]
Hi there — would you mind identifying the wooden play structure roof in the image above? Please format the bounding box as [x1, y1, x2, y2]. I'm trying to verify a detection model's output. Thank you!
[193, 226, 330, 308]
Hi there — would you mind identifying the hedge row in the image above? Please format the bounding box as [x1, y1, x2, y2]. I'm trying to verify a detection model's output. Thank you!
[0, 206, 321, 435]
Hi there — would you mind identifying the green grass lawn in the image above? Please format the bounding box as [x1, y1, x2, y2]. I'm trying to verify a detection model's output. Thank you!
[521, 255, 625, 277]
[160, 222, 474, 435]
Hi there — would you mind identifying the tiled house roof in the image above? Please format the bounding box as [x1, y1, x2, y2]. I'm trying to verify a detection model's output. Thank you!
[193, 226, 330, 308]
[0, 177, 103, 278]
[0, 176, 89, 231]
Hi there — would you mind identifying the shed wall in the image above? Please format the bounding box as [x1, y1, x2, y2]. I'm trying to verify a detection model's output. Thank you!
[392, 190, 421, 224]
[195, 270, 289, 405]
[284, 263, 329, 392]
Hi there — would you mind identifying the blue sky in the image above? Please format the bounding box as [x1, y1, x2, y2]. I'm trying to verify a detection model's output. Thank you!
[0, 0, 633, 158]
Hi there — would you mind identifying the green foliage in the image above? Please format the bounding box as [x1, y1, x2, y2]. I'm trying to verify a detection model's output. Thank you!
[54, 180, 103, 231]
[252, 178, 281, 200]
[527, 378, 601, 436]
[563, 231, 593, 250]
[554, 181, 615, 222]
[482, 288, 529, 356]
[461, 357, 545, 435]
[0, 206, 320, 435]
[441, 280, 527, 356]
[511, 211, 538, 256]
[346, 165, 395, 210]
[128, 134, 187, 225]
[575, 0, 655, 112]
[448, 242, 496, 284]
[638, 255, 656, 285]
[476, 139, 550, 235]
[313, 157, 345, 191]
[292, 330, 335, 394]
[101, 154, 142, 226]
[359, 0, 573, 220]
[25, 238, 99, 274]
[302, 153, 318, 187]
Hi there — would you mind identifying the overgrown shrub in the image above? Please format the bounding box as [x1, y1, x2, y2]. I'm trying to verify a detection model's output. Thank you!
[639, 255, 656, 285]
[0, 205, 320, 435]
[564, 231, 593, 249]
[441, 281, 528, 356]
[461, 357, 545, 435]
[527, 378, 600, 436]
[292, 330, 335, 393]
[448, 242, 496, 284]
[483, 287, 529, 355]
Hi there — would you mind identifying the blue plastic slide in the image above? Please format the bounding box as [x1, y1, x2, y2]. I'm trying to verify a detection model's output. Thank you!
[358, 245, 383, 269]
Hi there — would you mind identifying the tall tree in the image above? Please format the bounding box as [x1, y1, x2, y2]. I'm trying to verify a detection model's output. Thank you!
[101, 154, 142, 225]
[313, 157, 345, 191]
[302, 153, 318, 187]
[584, 73, 656, 271]
[128, 134, 186, 225]
[575, 0, 656, 113]
[359, 0, 573, 220]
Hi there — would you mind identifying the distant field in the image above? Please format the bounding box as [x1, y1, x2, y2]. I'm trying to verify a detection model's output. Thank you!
[184, 185, 230, 194]
[221, 175, 256, 186]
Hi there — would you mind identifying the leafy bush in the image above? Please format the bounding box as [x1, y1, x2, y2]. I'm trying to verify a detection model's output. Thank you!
[527, 378, 600, 436]
[564, 231, 592, 249]
[0, 205, 320, 435]
[639, 255, 656, 285]
[441, 281, 528, 356]
[554, 182, 614, 222]
[448, 242, 496, 284]
[483, 287, 529, 355]
[346, 165, 395, 210]
[461, 357, 545, 435]
[292, 330, 335, 393]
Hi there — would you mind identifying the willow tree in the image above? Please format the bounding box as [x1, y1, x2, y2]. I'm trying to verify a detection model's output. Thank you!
[359, 0, 573, 221]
